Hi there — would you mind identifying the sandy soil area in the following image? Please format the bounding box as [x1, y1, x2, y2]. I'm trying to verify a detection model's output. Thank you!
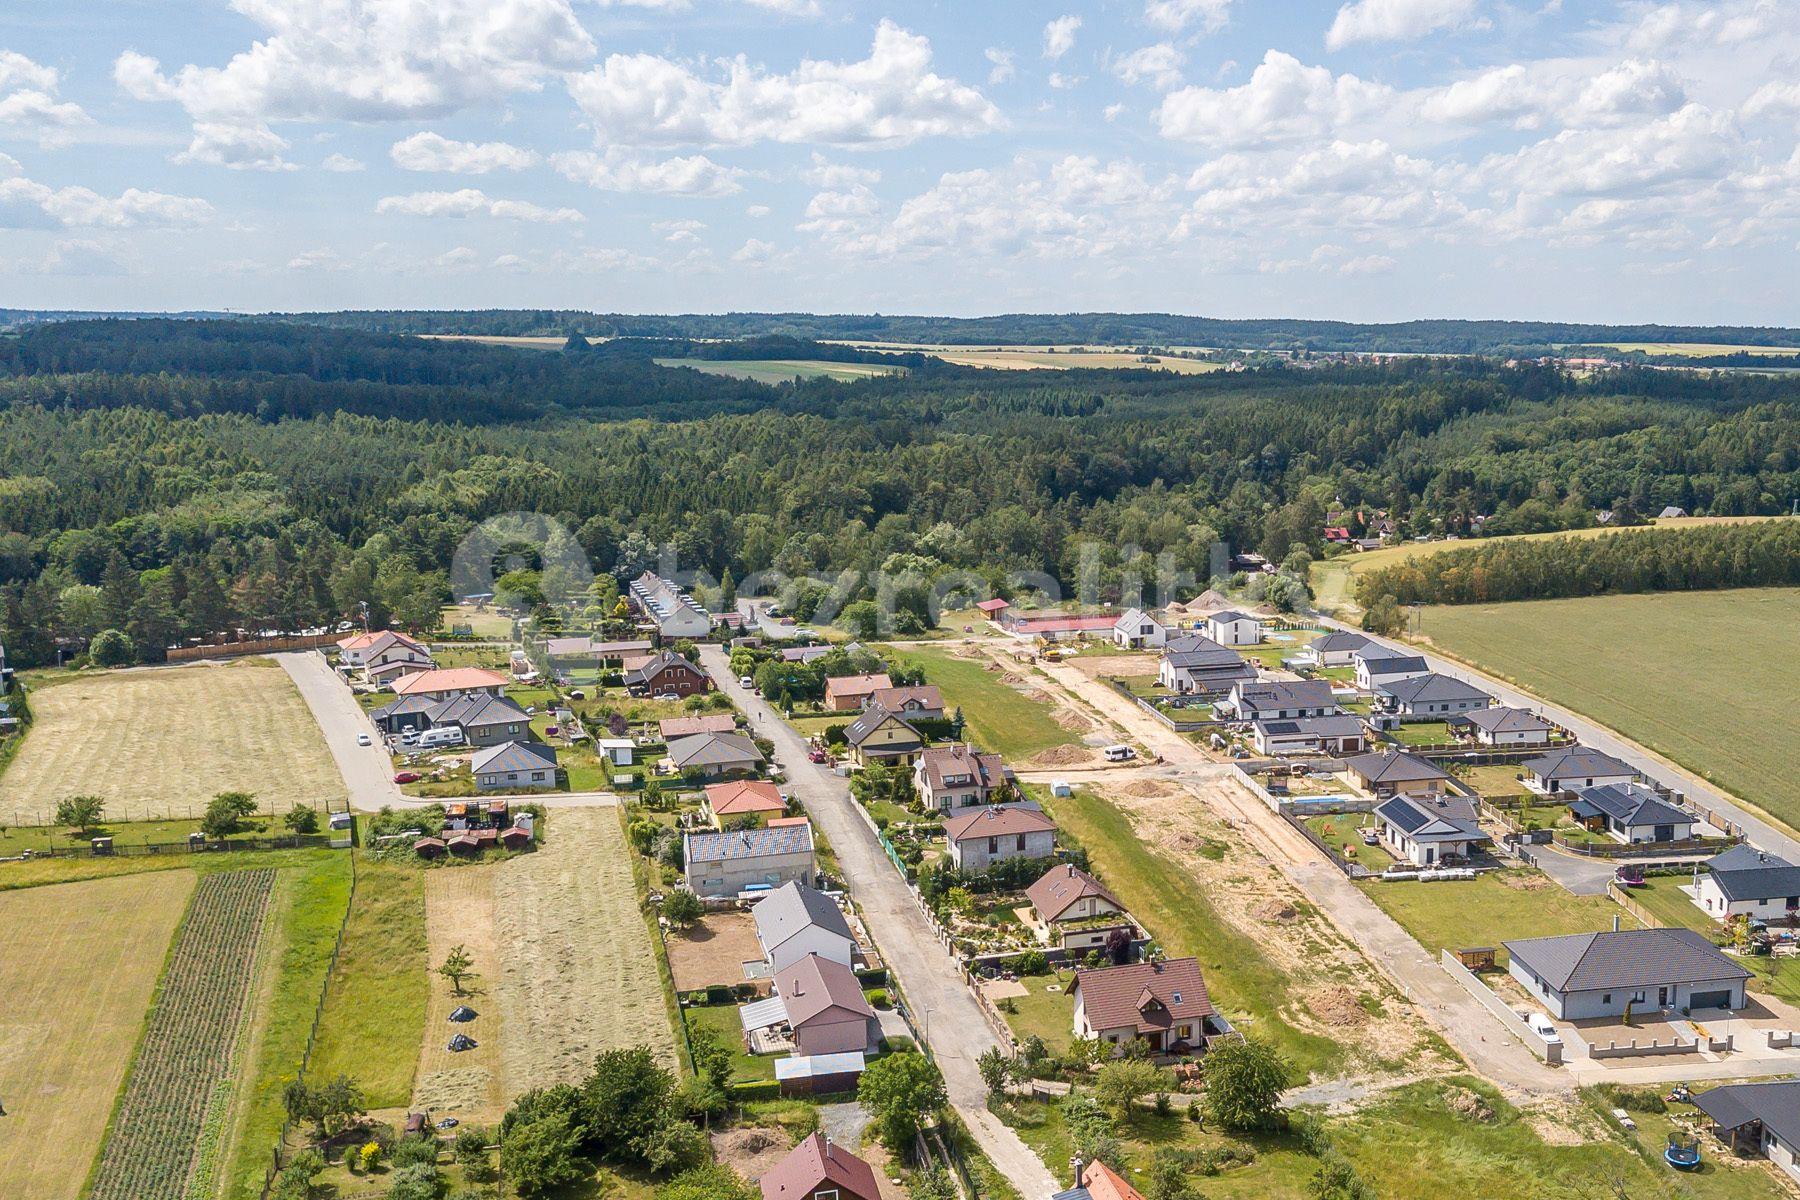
[666, 909, 764, 993]
[412, 867, 506, 1122]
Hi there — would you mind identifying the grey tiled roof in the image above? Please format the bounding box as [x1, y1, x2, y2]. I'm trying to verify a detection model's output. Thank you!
[1459, 706, 1551, 734]
[1377, 673, 1491, 705]
[1695, 1081, 1800, 1148]
[1568, 782, 1691, 831]
[1503, 927, 1751, 993]
[684, 823, 812, 863]
[1705, 849, 1800, 904]
[471, 740, 557, 775]
[1376, 794, 1486, 842]
[1341, 751, 1451, 784]
[752, 881, 852, 950]
[1522, 747, 1635, 781]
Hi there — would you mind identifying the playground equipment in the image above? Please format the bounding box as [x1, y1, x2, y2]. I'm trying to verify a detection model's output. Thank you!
[1665, 1132, 1702, 1171]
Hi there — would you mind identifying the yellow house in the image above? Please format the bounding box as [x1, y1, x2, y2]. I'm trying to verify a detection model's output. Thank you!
[844, 704, 925, 767]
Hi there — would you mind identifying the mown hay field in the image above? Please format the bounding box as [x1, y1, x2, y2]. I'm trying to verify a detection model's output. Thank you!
[1, 658, 344, 824]
[0, 871, 196, 1200]
[1419, 588, 1800, 833]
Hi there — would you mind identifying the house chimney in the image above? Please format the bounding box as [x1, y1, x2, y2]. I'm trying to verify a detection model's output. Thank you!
[1613, 914, 1621, 932]
[1071, 1156, 1086, 1187]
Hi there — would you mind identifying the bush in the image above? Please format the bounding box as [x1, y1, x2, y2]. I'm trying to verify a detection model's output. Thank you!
[1593, 1083, 1667, 1114]
[1203, 1036, 1289, 1132]
[1014, 949, 1049, 976]
[728, 1079, 782, 1102]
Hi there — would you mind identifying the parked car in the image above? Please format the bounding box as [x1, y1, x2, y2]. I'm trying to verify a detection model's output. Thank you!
[394, 771, 421, 784]
[1103, 745, 1136, 762]
[739, 675, 755, 688]
[808, 748, 828, 763]
[1525, 1012, 1562, 1045]
[654, 692, 681, 702]
[356, 732, 372, 746]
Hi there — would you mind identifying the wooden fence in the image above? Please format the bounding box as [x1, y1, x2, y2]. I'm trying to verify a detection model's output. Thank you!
[166, 632, 339, 662]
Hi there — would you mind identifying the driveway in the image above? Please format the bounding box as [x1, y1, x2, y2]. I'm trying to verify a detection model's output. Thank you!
[1521, 843, 1623, 896]
[277, 651, 405, 811]
[697, 647, 1060, 1198]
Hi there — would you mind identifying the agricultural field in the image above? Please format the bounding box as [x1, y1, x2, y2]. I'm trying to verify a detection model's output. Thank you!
[0, 658, 344, 824]
[832, 341, 1225, 374]
[882, 644, 1082, 763]
[490, 807, 680, 1092]
[88, 869, 276, 1200]
[1416, 588, 1800, 833]
[0, 870, 196, 1200]
[1591, 342, 1800, 357]
[655, 357, 906, 383]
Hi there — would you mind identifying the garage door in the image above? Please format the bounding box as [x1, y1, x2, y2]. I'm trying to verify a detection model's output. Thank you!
[1690, 990, 1734, 1009]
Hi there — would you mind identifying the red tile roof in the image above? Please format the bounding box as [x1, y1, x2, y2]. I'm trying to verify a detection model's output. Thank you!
[1071, 957, 1214, 1035]
[824, 673, 892, 703]
[1076, 1160, 1147, 1200]
[706, 780, 787, 816]
[1026, 863, 1124, 925]
[391, 667, 509, 696]
[759, 1133, 880, 1200]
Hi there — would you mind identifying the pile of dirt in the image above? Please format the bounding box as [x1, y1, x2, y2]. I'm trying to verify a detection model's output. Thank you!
[1190, 589, 1230, 611]
[1443, 1085, 1497, 1123]
[1121, 780, 1176, 798]
[711, 1126, 794, 1180]
[1028, 744, 1093, 767]
[1023, 688, 1054, 702]
[1002, 672, 1028, 685]
[984, 661, 1002, 672]
[1052, 709, 1093, 732]
[1252, 899, 1299, 923]
[1496, 871, 1550, 891]
[1306, 985, 1371, 1028]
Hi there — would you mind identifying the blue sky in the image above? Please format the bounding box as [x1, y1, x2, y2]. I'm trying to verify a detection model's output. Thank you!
[3, 0, 1799, 323]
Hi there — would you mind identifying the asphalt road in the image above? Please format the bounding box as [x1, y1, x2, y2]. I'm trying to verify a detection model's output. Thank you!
[278, 650, 405, 811]
[697, 646, 1062, 1198]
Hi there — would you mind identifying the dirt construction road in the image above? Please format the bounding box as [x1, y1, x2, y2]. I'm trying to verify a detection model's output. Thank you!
[699, 646, 1061, 1199]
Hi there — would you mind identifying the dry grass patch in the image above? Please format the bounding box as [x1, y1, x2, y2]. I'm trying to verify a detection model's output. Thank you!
[666, 909, 764, 993]
[491, 808, 678, 1094]
[1, 659, 343, 823]
[0, 871, 196, 1200]
[413, 866, 506, 1123]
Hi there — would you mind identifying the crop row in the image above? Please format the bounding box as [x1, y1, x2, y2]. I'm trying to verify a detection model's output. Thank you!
[89, 868, 276, 1200]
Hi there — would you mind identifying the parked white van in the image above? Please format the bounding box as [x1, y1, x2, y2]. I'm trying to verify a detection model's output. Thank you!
[416, 727, 466, 749]
[1103, 745, 1136, 762]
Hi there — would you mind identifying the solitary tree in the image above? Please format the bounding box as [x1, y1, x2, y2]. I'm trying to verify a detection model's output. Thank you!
[202, 790, 258, 839]
[661, 889, 703, 929]
[1096, 1058, 1170, 1120]
[55, 795, 106, 836]
[438, 944, 476, 995]
[1203, 1036, 1289, 1132]
[977, 1047, 1014, 1098]
[285, 805, 320, 834]
[857, 1050, 946, 1151]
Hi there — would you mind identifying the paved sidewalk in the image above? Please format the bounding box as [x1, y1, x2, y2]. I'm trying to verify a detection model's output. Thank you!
[698, 646, 1061, 1198]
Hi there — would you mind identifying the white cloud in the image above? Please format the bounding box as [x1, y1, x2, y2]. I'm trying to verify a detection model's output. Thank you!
[655, 217, 705, 244]
[321, 152, 365, 171]
[9, 238, 137, 277]
[1339, 252, 1397, 274]
[374, 188, 583, 222]
[1043, 16, 1082, 60]
[1113, 44, 1185, 91]
[551, 149, 744, 196]
[1157, 51, 1392, 148]
[1417, 64, 1540, 125]
[985, 48, 1016, 85]
[0, 50, 92, 145]
[1048, 73, 1084, 90]
[173, 122, 297, 170]
[1326, 0, 1478, 50]
[114, 0, 593, 155]
[391, 132, 539, 173]
[1144, 0, 1231, 34]
[1744, 80, 1800, 119]
[732, 237, 775, 262]
[1571, 59, 1686, 126]
[0, 164, 213, 229]
[804, 153, 881, 188]
[566, 21, 1003, 148]
[746, 203, 771, 217]
[0, 50, 59, 93]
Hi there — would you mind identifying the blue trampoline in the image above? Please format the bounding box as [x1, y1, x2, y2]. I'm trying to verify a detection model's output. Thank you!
[1665, 1134, 1702, 1170]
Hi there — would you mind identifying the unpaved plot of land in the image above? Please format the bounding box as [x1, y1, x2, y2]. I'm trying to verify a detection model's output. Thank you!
[0, 870, 196, 1200]
[491, 809, 678, 1092]
[413, 867, 506, 1122]
[666, 909, 764, 993]
[1, 659, 345, 823]
[1104, 780, 1448, 1071]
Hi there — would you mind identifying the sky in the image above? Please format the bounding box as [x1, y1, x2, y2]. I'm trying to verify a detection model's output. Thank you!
[2, 0, 1799, 323]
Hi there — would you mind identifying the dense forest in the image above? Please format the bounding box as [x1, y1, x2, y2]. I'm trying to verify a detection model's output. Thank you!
[0, 318, 1797, 666]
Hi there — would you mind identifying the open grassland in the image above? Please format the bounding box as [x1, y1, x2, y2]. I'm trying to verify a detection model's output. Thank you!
[1358, 871, 1640, 966]
[1593, 342, 1800, 357]
[306, 855, 428, 1109]
[0, 871, 195, 1200]
[655, 357, 905, 383]
[89, 868, 276, 1200]
[883, 645, 1078, 761]
[217, 853, 355, 1200]
[1417, 588, 1800, 833]
[1, 658, 344, 824]
[1310, 516, 1787, 612]
[491, 808, 679, 1093]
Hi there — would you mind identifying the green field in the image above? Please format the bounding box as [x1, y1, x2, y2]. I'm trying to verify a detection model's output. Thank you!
[882, 645, 1077, 760]
[1416, 588, 1800, 834]
[1593, 342, 1800, 357]
[1359, 871, 1640, 965]
[654, 358, 905, 383]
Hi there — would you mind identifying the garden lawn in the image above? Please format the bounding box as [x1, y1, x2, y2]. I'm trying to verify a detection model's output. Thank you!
[1416, 588, 1800, 836]
[1303, 813, 1394, 871]
[1358, 870, 1640, 965]
[1390, 721, 1453, 746]
[994, 970, 1078, 1048]
[884, 645, 1076, 760]
[684, 1002, 776, 1081]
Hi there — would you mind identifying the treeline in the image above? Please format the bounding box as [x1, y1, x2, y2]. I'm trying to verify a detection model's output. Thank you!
[1355, 520, 1800, 607]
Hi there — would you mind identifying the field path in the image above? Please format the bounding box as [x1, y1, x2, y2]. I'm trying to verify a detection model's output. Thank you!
[0, 870, 197, 1200]
[491, 808, 678, 1093]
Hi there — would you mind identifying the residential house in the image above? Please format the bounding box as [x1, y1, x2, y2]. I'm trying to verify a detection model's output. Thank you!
[1250, 715, 1368, 757]
[1659, 505, 1689, 519]
[773, 953, 879, 1056]
[1375, 673, 1492, 719]
[427, 692, 534, 748]
[391, 667, 509, 701]
[1521, 747, 1637, 795]
[1071, 957, 1229, 1056]
[471, 741, 558, 792]
[1157, 636, 1256, 696]
[1454, 706, 1554, 747]
[1695, 1082, 1800, 1186]
[752, 881, 855, 972]
[943, 803, 1057, 870]
[1340, 751, 1453, 800]
[843, 704, 925, 767]
[628, 571, 714, 638]
[1504, 927, 1750, 1019]
[1352, 647, 1430, 691]
[913, 744, 1011, 812]
[1694, 846, 1800, 922]
[758, 1133, 881, 1200]
[658, 713, 738, 740]
[864, 684, 945, 722]
[1567, 782, 1696, 844]
[337, 628, 427, 668]
[358, 631, 435, 683]
[1294, 630, 1374, 668]
[370, 692, 440, 736]
[704, 780, 788, 826]
[1111, 607, 1169, 649]
[683, 823, 816, 898]
[622, 650, 710, 698]
[1025, 863, 1135, 953]
[1205, 609, 1263, 646]
[780, 644, 831, 664]
[824, 673, 892, 712]
[1052, 1161, 1148, 1200]
[1217, 678, 1336, 722]
[667, 731, 765, 779]
[1374, 794, 1490, 866]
